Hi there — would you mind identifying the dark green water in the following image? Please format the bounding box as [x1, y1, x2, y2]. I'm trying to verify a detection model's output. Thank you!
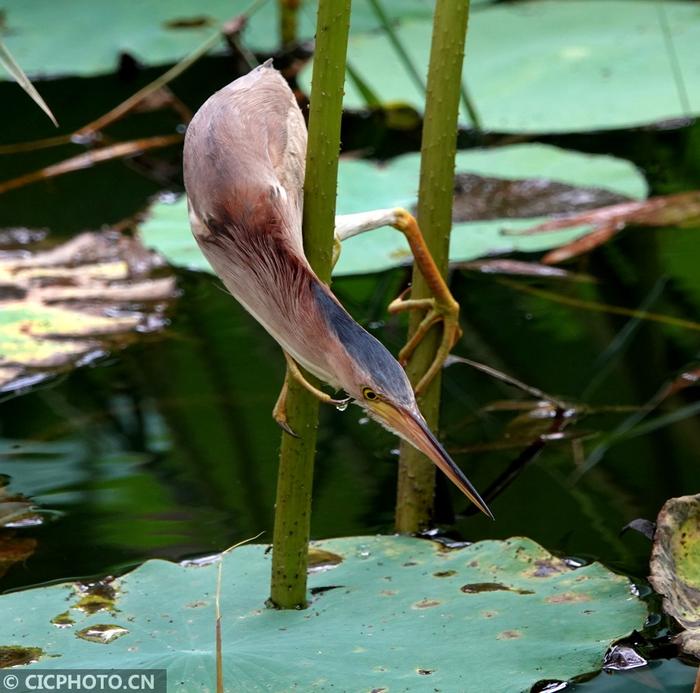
[0, 58, 698, 691]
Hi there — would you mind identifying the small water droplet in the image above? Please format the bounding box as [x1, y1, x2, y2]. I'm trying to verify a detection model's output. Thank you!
[533, 682, 568, 693]
[180, 553, 223, 568]
[336, 401, 348, 412]
[603, 644, 647, 671]
[157, 190, 179, 204]
[358, 417, 369, 425]
[76, 624, 129, 644]
[644, 612, 661, 627]
[356, 545, 371, 560]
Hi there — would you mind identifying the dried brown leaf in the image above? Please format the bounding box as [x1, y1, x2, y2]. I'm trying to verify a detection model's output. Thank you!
[507, 191, 700, 264]
[0, 231, 176, 393]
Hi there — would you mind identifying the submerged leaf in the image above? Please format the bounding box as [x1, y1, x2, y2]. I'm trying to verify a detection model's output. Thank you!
[649, 494, 700, 657]
[0, 532, 37, 580]
[0, 535, 646, 690]
[453, 174, 631, 222]
[0, 231, 176, 393]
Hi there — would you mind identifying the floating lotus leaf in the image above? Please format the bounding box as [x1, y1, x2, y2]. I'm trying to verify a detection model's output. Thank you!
[302, 0, 700, 133]
[0, 535, 646, 691]
[140, 143, 646, 276]
[5, 1, 697, 133]
[0, 0, 455, 80]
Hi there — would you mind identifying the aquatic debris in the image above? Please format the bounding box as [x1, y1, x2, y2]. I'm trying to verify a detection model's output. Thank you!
[0, 231, 177, 393]
[509, 190, 700, 264]
[649, 493, 700, 657]
[0, 483, 42, 529]
[0, 532, 37, 579]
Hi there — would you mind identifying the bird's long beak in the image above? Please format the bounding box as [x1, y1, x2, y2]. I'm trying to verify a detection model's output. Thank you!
[369, 402, 494, 520]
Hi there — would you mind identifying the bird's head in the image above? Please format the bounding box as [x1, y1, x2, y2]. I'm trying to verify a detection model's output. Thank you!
[347, 350, 493, 521]
[313, 284, 493, 520]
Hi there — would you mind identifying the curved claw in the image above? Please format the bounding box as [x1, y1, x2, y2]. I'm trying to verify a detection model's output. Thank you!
[275, 416, 300, 438]
[333, 207, 463, 396]
[273, 378, 300, 437]
[390, 292, 462, 396]
[273, 354, 354, 437]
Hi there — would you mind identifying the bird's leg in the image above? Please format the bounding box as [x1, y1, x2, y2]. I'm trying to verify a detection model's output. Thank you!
[331, 235, 342, 269]
[272, 374, 296, 437]
[273, 352, 352, 436]
[334, 207, 462, 395]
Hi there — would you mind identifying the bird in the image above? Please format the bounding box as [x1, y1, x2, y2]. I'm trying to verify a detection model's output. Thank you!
[183, 62, 493, 520]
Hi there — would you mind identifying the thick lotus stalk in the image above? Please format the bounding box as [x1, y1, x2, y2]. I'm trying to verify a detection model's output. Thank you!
[269, 0, 352, 609]
[396, 0, 472, 532]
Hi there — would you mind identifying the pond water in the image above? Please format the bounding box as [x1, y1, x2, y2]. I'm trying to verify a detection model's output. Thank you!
[0, 57, 698, 691]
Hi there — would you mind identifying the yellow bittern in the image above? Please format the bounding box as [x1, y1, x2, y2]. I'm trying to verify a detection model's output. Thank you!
[183, 63, 492, 519]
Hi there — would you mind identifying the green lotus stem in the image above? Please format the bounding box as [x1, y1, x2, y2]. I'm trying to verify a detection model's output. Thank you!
[269, 0, 352, 609]
[460, 80, 482, 133]
[367, 0, 481, 132]
[367, 0, 425, 95]
[279, 0, 301, 46]
[395, 0, 472, 533]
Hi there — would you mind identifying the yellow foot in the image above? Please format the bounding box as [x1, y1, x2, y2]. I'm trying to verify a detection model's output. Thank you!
[272, 352, 352, 436]
[389, 209, 462, 396]
[388, 289, 462, 396]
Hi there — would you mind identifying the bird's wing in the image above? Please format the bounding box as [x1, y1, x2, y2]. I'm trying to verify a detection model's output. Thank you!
[253, 65, 307, 222]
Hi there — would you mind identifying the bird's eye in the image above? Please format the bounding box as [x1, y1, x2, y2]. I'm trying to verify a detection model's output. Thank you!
[362, 387, 378, 401]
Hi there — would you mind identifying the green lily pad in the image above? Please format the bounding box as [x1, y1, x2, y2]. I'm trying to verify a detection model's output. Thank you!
[139, 143, 647, 276]
[0, 0, 471, 81]
[0, 535, 646, 690]
[5, 1, 697, 134]
[302, 0, 700, 132]
[649, 493, 700, 657]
